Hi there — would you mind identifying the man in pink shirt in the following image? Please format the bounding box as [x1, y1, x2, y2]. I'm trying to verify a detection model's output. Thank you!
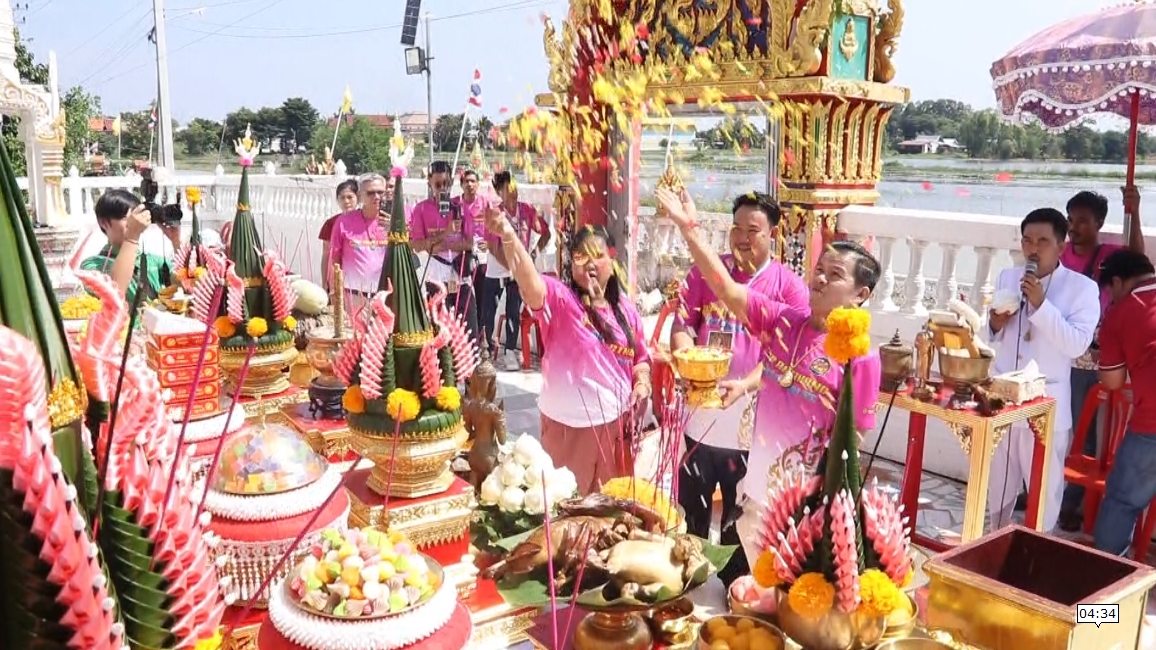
[1058, 186, 1143, 531]
[329, 174, 390, 307]
[411, 161, 479, 339]
[454, 169, 490, 322]
[670, 190, 808, 586]
[656, 188, 882, 570]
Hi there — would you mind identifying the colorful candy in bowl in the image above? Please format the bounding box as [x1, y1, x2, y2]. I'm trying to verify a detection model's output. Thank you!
[286, 527, 443, 619]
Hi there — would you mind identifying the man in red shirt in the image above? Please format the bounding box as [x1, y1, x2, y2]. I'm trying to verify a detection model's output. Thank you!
[1093, 248, 1156, 556]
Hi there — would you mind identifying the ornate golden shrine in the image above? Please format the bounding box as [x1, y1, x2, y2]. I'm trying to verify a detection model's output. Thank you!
[539, 0, 910, 276]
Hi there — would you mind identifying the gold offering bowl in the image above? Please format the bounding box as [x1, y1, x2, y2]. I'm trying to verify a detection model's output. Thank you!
[936, 351, 993, 401]
[574, 609, 652, 650]
[221, 343, 298, 397]
[775, 588, 886, 650]
[880, 593, 920, 641]
[649, 597, 695, 644]
[696, 614, 786, 650]
[353, 424, 469, 498]
[672, 346, 733, 409]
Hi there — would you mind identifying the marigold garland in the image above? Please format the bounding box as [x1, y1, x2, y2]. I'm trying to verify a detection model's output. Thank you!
[343, 385, 366, 414]
[213, 316, 236, 339]
[386, 388, 421, 422]
[824, 307, 872, 364]
[186, 186, 203, 207]
[192, 630, 222, 650]
[857, 568, 904, 618]
[752, 549, 783, 588]
[283, 315, 298, 331]
[435, 386, 461, 411]
[787, 572, 835, 620]
[246, 317, 268, 338]
[193, 267, 205, 278]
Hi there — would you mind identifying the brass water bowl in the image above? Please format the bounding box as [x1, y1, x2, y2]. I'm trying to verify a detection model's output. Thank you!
[672, 346, 733, 409]
[775, 587, 886, 650]
[880, 593, 920, 641]
[305, 326, 350, 378]
[937, 351, 993, 400]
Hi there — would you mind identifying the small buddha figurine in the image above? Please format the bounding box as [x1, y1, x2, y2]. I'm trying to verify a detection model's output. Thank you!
[913, 321, 935, 400]
[465, 348, 507, 490]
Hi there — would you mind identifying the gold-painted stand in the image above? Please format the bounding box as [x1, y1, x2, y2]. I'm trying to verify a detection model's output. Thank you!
[878, 390, 1056, 545]
[351, 423, 469, 498]
[221, 343, 298, 398]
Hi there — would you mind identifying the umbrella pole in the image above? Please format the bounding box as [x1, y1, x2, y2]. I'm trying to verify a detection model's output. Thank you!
[1125, 92, 1140, 243]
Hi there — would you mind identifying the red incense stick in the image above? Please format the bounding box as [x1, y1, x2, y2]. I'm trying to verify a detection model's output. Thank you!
[196, 340, 257, 517]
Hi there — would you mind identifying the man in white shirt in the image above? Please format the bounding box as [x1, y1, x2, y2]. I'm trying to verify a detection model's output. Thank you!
[987, 207, 1100, 532]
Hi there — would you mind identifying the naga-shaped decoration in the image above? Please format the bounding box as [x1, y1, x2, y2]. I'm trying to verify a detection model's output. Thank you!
[788, 0, 833, 76]
[542, 17, 572, 95]
[873, 0, 904, 83]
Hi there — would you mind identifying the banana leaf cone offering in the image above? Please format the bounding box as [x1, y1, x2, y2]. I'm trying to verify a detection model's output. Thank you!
[218, 148, 297, 354]
[338, 171, 479, 439]
[0, 137, 96, 518]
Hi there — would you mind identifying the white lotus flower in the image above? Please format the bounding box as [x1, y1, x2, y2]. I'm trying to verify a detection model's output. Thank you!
[499, 486, 526, 513]
[524, 455, 552, 486]
[512, 434, 543, 466]
[547, 467, 577, 506]
[479, 473, 503, 506]
[523, 487, 546, 515]
[500, 460, 526, 487]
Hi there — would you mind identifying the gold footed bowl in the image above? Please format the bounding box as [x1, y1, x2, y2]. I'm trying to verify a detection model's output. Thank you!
[574, 610, 652, 650]
[220, 343, 298, 397]
[352, 423, 468, 498]
[672, 346, 733, 409]
[775, 588, 887, 650]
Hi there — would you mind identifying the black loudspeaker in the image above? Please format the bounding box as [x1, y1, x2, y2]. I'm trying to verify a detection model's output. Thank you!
[400, 0, 422, 46]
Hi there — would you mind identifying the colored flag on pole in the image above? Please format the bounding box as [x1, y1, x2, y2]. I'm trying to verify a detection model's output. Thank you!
[468, 70, 482, 108]
[341, 85, 353, 114]
[148, 107, 157, 130]
[111, 115, 121, 136]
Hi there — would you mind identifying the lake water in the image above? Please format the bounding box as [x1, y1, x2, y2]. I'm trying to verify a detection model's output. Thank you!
[637, 160, 1150, 296]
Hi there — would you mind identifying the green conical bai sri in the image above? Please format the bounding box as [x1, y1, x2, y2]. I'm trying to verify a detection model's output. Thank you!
[346, 171, 460, 436]
[0, 140, 99, 518]
[818, 364, 868, 579]
[220, 162, 291, 351]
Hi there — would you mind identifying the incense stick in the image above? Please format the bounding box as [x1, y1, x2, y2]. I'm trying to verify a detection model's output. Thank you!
[225, 453, 364, 635]
[542, 471, 559, 650]
[380, 415, 405, 512]
[196, 340, 257, 518]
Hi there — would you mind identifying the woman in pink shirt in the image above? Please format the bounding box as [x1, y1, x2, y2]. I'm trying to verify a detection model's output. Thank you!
[484, 207, 650, 493]
[320, 179, 359, 291]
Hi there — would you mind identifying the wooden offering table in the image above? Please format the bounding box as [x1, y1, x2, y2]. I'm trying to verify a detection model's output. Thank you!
[879, 384, 1056, 551]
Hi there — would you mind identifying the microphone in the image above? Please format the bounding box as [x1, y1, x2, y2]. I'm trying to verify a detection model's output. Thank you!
[1022, 260, 1039, 305]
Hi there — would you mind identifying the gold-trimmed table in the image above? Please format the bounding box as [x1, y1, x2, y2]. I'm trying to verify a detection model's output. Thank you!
[878, 385, 1056, 551]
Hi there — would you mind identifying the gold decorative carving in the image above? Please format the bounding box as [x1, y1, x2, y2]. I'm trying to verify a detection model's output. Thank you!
[789, 0, 833, 76]
[222, 622, 260, 650]
[470, 609, 539, 650]
[346, 484, 474, 549]
[47, 377, 87, 429]
[990, 424, 1011, 455]
[239, 387, 308, 419]
[387, 232, 409, 244]
[839, 18, 859, 62]
[874, 0, 905, 83]
[393, 328, 434, 347]
[1027, 413, 1050, 444]
[946, 423, 974, 456]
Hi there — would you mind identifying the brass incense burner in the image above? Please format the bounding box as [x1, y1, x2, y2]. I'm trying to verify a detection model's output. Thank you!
[879, 329, 914, 391]
[305, 266, 350, 419]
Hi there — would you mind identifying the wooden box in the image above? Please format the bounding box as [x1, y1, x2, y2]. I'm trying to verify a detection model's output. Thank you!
[925, 525, 1156, 650]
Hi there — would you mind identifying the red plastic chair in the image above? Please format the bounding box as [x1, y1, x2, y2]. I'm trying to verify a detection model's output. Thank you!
[649, 298, 680, 420]
[1062, 384, 1132, 536]
[494, 306, 544, 371]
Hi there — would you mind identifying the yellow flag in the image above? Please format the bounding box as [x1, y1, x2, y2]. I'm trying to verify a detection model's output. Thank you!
[111, 115, 121, 136]
[340, 86, 353, 114]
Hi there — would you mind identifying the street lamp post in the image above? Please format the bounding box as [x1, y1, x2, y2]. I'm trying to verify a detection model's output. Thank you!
[403, 12, 435, 169]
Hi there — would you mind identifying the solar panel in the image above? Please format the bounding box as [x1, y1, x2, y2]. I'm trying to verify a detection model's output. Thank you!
[400, 0, 422, 46]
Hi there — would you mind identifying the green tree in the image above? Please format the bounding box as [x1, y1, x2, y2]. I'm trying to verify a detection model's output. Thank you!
[956, 110, 1000, 159]
[253, 107, 284, 149]
[309, 117, 392, 175]
[1061, 126, 1102, 161]
[279, 97, 319, 154]
[433, 113, 464, 152]
[224, 108, 260, 145]
[61, 86, 101, 172]
[177, 117, 222, 157]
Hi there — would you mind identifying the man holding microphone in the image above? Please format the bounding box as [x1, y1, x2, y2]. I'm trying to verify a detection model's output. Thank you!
[986, 208, 1100, 532]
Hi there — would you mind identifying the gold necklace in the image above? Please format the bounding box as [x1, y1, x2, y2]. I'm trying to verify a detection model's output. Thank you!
[778, 322, 822, 388]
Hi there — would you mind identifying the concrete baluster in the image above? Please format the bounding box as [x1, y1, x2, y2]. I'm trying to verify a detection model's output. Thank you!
[901, 238, 929, 316]
[936, 243, 961, 309]
[870, 235, 898, 312]
[65, 165, 81, 219]
[971, 246, 997, 313]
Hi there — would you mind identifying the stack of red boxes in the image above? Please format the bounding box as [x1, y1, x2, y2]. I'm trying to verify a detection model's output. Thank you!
[143, 309, 222, 421]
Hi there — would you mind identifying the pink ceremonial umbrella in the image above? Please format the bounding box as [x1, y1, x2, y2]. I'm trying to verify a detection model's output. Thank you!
[991, 1, 1156, 218]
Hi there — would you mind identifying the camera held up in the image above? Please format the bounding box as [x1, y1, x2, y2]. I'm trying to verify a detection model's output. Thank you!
[139, 168, 183, 226]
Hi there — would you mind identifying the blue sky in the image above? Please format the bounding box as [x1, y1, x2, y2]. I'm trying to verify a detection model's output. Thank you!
[20, 0, 1124, 124]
